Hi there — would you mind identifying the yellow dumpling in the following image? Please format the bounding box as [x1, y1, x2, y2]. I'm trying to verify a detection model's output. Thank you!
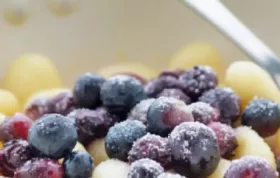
[169, 42, 226, 81]
[0, 89, 19, 116]
[3, 53, 63, 104]
[208, 159, 231, 178]
[225, 61, 280, 110]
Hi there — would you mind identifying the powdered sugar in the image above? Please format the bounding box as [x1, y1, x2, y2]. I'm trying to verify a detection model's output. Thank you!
[128, 98, 155, 124]
[157, 173, 186, 178]
[188, 102, 220, 124]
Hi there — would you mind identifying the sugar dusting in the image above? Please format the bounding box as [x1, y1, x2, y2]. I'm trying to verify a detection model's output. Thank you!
[246, 97, 278, 118]
[127, 158, 164, 178]
[158, 172, 187, 178]
[128, 98, 155, 124]
[188, 102, 219, 124]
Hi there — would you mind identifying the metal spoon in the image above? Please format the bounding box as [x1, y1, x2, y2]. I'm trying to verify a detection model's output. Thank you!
[181, 0, 280, 88]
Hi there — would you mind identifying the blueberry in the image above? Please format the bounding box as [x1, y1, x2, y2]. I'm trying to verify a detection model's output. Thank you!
[179, 65, 218, 101]
[242, 98, 280, 137]
[168, 122, 220, 178]
[127, 158, 164, 178]
[199, 87, 241, 125]
[28, 114, 78, 159]
[188, 102, 220, 124]
[68, 107, 117, 146]
[63, 151, 94, 178]
[147, 97, 194, 136]
[105, 120, 147, 161]
[73, 73, 105, 109]
[224, 156, 276, 178]
[100, 75, 146, 117]
[156, 88, 192, 104]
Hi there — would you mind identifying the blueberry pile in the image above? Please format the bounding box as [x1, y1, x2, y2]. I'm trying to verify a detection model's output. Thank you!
[1, 65, 280, 178]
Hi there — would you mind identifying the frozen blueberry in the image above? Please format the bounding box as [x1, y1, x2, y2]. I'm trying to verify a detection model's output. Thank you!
[28, 114, 77, 159]
[68, 107, 117, 145]
[199, 87, 241, 125]
[168, 122, 220, 178]
[128, 133, 172, 168]
[144, 76, 185, 98]
[127, 158, 164, 178]
[179, 65, 218, 101]
[157, 173, 187, 178]
[147, 97, 194, 136]
[63, 151, 94, 178]
[117, 73, 147, 85]
[224, 156, 276, 178]
[0, 113, 33, 142]
[242, 98, 280, 137]
[208, 122, 237, 158]
[105, 120, 147, 161]
[14, 158, 63, 178]
[157, 89, 192, 104]
[73, 73, 105, 109]
[159, 69, 185, 79]
[188, 102, 220, 124]
[127, 98, 155, 125]
[0, 140, 33, 176]
[100, 75, 146, 116]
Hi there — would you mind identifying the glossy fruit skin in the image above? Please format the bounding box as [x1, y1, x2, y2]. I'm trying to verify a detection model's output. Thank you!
[127, 158, 164, 178]
[168, 122, 220, 178]
[224, 156, 276, 178]
[73, 73, 105, 109]
[28, 114, 77, 159]
[128, 133, 172, 168]
[179, 65, 218, 101]
[144, 76, 185, 98]
[100, 75, 146, 117]
[156, 89, 191, 105]
[199, 87, 241, 125]
[14, 158, 63, 178]
[127, 98, 155, 125]
[63, 151, 94, 178]
[0, 140, 33, 176]
[68, 107, 117, 146]
[0, 113, 33, 142]
[242, 98, 280, 137]
[147, 97, 194, 136]
[105, 120, 147, 161]
[207, 122, 237, 158]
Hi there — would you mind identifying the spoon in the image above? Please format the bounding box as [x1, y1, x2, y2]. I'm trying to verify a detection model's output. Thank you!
[180, 0, 280, 88]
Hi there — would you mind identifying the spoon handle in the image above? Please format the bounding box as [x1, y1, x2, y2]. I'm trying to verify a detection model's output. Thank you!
[181, 0, 280, 87]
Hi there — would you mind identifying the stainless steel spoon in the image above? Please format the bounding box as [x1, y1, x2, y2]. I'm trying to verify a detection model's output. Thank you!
[181, 0, 280, 88]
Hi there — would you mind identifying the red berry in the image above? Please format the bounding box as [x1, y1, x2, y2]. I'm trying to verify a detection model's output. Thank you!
[0, 140, 33, 177]
[128, 133, 172, 168]
[0, 113, 33, 142]
[224, 156, 276, 178]
[14, 158, 63, 178]
[188, 102, 220, 125]
[208, 122, 237, 158]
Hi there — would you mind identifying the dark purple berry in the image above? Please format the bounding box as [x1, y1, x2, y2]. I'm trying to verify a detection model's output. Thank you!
[157, 89, 191, 104]
[28, 114, 77, 159]
[128, 133, 172, 168]
[168, 122, 220, 178]
[179, 65, 218, 101]
[63, 151, 94, 178]
[158, 173, 187, 178]
[199, 87, 241, 125]
[73, 73, 105, 109]
[188, 102, 220, 124]
[159, 69, 185, 79]
[127, 158, 164, 178]
[242, 98, 280, 137]
[25, 98, 52, 121]
[105, 120, 147, 161]
[208, 122, 237, 158]
[144, 76, 185, 98]
[0, 140, 33, 176]
[14, 158, 63, 178]
[68, 107, 117, 146]
[50, 91, 76, 116]
[224, 156, 276, 178]
[100, 75, 146, 116]
[127, 98, 155, 125]
[0, 113, 33, 142]
[147, 97, 194, 136]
